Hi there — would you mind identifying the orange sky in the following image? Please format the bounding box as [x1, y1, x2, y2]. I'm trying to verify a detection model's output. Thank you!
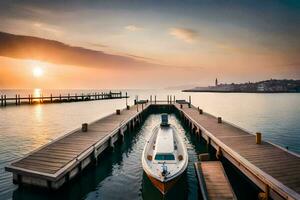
[0, 1, 299, 89]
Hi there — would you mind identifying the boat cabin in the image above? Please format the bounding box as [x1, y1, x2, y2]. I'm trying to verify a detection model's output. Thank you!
[161, 114, 169, 126]
[153, 127, 176, 163]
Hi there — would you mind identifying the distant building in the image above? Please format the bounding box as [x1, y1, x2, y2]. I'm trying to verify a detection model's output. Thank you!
[257, 83, 265, 92]
[215, 78, 218, 86]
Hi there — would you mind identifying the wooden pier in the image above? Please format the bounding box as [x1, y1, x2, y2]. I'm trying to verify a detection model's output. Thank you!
[0, 91, 127, 107]
[6, 102, 149, 189]
[5, 100, 300, 200]
[176, 102, 300, 200]
[195, 160, 237, 200]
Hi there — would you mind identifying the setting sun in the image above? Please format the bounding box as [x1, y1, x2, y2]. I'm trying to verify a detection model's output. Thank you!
[33, 67, 43, 77]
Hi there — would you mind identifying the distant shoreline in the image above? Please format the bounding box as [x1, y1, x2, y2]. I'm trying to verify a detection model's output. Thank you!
[182, 90, 300, 93]
[183, 79, 300, 93]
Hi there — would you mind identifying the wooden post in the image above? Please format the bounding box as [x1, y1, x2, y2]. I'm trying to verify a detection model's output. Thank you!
[18, 94, 20, 105]
[127, 105, 130, 110]
[155, 95, 156, 104]
[188, 95, 191, 108]
[137, 96, 139, 112]
[218, 117, 222, 123]
[41, 94, 43, 103]
[258, 184, 269, 200]
[59, 94, 62, 102]
[167, 95, 169, 104]
[1, 95, 3, 107]
[15, 94, 18, 105]
[116, 109, 121, 115]
[216, 146, 222, 159]
[82, 123, 88, 132]
[50, 94, 53, 103]
[142, 103, 144, 110]
[174, 95, 175, 103]
[199, 153, 210, 161]
[68, 93, 70, 101]
[28, 95, 30, 104]
[126, 92, 128, 106]
[4, 95, 6, 106]
[256, 132, 262, 144]
[199, 108, 203, 114]
[150, 95, 152, 103]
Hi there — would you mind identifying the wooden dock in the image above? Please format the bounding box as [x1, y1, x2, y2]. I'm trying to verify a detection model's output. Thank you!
[175, 102, 300, 200]
[195, 161, 236, 200]
[6, 103, 149, 189]
[0, 91, 127, 107]
[5, 99, 300, 200]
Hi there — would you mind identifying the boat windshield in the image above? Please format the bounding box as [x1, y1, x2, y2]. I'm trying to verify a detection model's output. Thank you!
[155, 153, 175, 160]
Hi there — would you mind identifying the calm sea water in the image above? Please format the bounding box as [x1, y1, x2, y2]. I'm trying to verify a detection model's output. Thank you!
[0, 89, 300, 199]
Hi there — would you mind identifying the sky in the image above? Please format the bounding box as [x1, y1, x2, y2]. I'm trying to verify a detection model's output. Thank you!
[0, 0, 299, 89]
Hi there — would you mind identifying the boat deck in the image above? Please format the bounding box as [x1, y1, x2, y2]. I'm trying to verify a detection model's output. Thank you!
[176, 103, 300, 199]
[195, 161, 236, 200]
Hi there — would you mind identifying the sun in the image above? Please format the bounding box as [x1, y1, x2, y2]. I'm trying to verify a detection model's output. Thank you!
[33, 67, 44, 77]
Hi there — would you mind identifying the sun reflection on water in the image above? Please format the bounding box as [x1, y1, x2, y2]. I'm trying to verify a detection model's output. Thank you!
[33, 88, 41, 98]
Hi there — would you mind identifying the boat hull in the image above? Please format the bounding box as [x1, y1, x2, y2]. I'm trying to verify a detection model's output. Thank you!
[145, 171, 183, 194]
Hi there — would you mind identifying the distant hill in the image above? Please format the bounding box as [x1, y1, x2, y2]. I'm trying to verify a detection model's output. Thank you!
[183, 79, 300, 93]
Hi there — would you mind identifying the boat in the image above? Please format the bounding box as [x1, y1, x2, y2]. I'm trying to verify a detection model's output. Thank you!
[142, 114, 188, 194]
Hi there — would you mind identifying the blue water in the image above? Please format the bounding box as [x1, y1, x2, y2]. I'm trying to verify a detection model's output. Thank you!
[0, 89, 299, 199]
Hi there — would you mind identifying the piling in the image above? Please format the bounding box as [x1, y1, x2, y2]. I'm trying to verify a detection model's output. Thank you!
[4, 95, 6, 106]
[199, 153, 210, 161]
[18, 94, 20, 105]
[126, 92, 128, 106]
[1, 95, 3, 106]
[218, 117, 222, 123]
[116, 109, 121, 115]
[256, 132, 262, 144]
[50, 94, 53, 103]
[82, 123, 88, 132]
[198, 107, 203, 114]
[15, 94, 18, 105]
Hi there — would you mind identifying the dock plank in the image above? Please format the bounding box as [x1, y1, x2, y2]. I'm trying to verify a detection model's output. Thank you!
[195, 161, 236, 200]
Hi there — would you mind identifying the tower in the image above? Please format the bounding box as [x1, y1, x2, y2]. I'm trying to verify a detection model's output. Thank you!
[215, 78, 218, 86]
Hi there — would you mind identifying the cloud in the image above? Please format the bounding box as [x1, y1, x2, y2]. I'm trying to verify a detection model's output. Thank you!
[125, 25, 142, 32]
[169, 28, 198, 43]
[0, 31, 164, 70]
[32, 22, 63, 36]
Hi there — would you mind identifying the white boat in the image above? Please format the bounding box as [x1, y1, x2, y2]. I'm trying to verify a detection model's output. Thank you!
[142, 114, 188, 194]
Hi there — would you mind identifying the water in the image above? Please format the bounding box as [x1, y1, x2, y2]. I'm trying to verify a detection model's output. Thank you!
[0, 89, 300, 199]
